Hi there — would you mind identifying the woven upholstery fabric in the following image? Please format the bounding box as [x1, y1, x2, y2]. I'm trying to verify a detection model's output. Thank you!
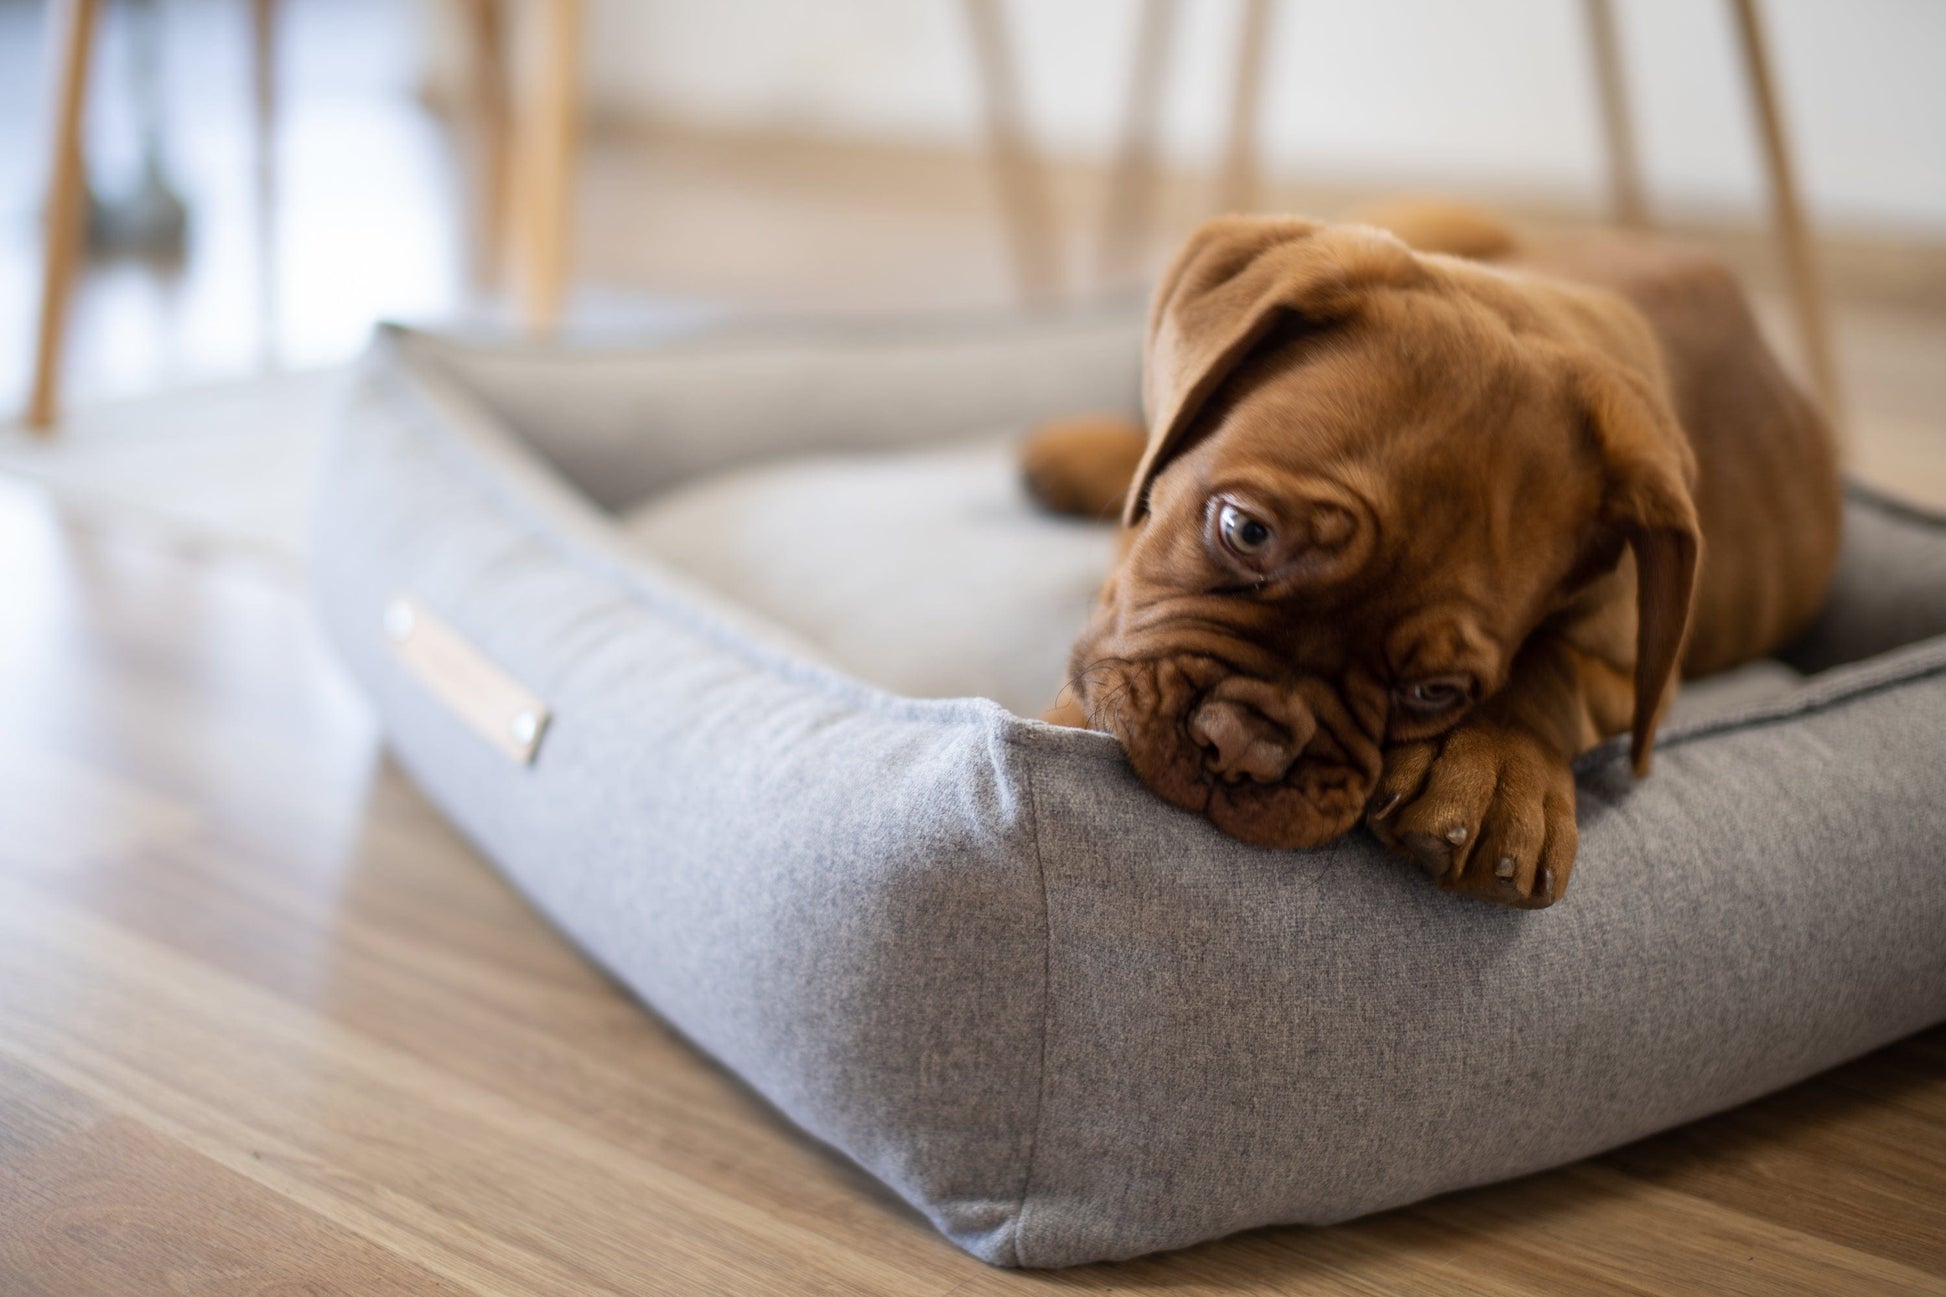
[313, 311, 1946, 1268]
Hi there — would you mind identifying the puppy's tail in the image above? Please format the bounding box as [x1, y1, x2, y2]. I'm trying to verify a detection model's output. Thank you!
[1347, 198, 1516, 262]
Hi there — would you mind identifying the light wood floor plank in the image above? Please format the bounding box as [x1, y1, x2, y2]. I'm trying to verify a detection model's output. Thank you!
[1604, 1075, 1946, 1273]
[1413, 1162, 1946, 1296]
[0, 884, 966, 1296]
[0, 1053, 105, 1170]
[0, 1116, 469, 1297]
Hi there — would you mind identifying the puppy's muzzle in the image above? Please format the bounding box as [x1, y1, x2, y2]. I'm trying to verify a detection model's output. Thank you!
[1080, 658, 1378, 849]
[1186, 690, 1318, 785]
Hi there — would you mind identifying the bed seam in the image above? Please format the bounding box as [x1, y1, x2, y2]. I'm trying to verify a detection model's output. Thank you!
[1008, 746, 1057, 1269]
[1572, 648, 1946, 775]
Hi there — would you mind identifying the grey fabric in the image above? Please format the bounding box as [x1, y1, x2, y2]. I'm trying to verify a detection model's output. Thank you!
[618, 433, 1117, 717]
[313, 310, 1946, 1269]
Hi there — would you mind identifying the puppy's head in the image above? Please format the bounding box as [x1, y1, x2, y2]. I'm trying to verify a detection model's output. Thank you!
[1068, 217, 1699, 848]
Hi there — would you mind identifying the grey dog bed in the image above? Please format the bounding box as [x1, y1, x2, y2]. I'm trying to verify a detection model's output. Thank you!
[313, 309, 1946, 1268]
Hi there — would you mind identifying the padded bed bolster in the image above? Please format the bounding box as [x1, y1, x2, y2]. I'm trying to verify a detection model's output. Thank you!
[314, 312, 1946, 1267]
[314, 334, 1066, 1261]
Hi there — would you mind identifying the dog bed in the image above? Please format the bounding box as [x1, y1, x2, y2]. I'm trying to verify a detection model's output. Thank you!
[313, 310, 1946, 1268]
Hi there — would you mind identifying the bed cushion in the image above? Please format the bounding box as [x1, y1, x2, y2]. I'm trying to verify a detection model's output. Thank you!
[620, 432, 1115, 717]
[312, 310, 1946, 1268]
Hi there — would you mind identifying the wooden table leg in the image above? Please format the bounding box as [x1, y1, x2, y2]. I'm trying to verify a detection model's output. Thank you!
[1728, 0, 1842, 430]
[1095, 0, 1175, 289]
[250, 0, 279, 363]
[1214, 0, 1272, 216]
[462, 0, 511, 292]
[516, 0, 582, 333]
[1584, 0, 1647, 228]
[24, 0, 102, 433]
[962, 0, 1062, 305]
[251, 0, 276, 195]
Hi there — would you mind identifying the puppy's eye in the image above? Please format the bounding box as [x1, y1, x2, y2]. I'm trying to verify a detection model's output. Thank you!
[1217, 502, 1274, 558]
[1396, 676, 1472, 715]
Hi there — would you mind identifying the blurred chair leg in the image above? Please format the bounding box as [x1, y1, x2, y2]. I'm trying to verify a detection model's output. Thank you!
[466, 0, 512, 292]
[1096, 0, 1175, 289]
[516, 0, 582, 333]
[251, 0, 275, 189]
[1728, 0, 1841, 429]
[461, 0, 511, 292]
[962, 0, 1061, 305]
[1215, 0, 1271, 216]
[25, 0, 102, 433]
[1584, 0, 1647, 228]
[250, 0, 279, 364]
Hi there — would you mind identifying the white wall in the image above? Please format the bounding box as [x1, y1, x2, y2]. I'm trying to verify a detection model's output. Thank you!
[517, 0, 1946, 236]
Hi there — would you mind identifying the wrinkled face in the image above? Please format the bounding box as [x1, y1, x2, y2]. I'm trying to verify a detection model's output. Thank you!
[1069, 297, 1605, 848]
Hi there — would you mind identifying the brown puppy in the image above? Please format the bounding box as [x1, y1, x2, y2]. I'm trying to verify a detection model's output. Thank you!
[1026, 206, 1840, 908]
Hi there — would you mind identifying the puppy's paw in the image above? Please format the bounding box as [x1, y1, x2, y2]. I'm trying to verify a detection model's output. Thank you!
[1366, 724, 1577, 909]
[1019, 415, 1148, 520]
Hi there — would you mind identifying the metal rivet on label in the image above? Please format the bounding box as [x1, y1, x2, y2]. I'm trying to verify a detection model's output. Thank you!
[384, 599, 417, 642]
[508, 710, 541, 746]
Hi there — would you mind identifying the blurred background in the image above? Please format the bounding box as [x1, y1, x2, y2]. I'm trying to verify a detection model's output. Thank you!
[2, 0, 1943, 535]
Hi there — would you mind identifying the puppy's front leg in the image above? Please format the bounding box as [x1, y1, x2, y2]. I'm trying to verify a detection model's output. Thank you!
[1365, 627, 1635, 909]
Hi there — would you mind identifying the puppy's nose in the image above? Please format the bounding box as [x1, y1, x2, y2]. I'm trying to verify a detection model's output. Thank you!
[1188, 697, 1312, 784]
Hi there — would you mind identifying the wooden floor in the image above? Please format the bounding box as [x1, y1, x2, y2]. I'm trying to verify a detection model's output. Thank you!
[2, 479, 1944, 1295]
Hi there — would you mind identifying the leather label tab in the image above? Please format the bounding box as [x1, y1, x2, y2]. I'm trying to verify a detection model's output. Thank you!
[383, 595, 549, 765]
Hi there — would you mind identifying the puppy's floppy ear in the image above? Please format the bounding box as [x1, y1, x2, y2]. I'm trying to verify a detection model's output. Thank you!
[1577, 362, 1703, 776]
[1125, 217, 1422, 525]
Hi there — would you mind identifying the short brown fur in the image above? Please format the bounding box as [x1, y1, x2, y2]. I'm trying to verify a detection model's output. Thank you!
[1025, 206, 1840, 908]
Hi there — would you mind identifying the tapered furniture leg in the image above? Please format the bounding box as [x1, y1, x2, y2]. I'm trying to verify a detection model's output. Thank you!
[250, 0, 278, 360]
[962, 0, 1062, 304]
[251, 0, 276, 182]
[1584, 0, 1647, 228]
[1728, 0, 1841, 428]
[1096, 0, 1175, 288]
[25, 0, 102, 432]
[1215, 0, 1271, 215]
[462, 0, 511, 291]
[516, 0, 582, 333]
